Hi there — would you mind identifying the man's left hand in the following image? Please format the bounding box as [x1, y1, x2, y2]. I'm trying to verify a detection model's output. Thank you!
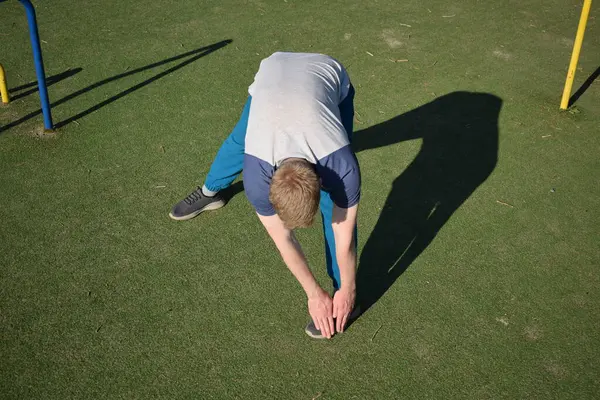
[332, 286, 356, 333]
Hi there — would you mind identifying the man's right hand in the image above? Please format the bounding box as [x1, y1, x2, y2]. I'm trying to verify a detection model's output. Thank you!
[308, 288, 335, 339]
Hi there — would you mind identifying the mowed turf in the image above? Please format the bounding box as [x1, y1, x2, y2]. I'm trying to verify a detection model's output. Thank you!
[1, 0, 599, 399]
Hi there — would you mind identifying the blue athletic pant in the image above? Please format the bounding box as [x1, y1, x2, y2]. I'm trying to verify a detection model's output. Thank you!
[204, 86, 357, 290]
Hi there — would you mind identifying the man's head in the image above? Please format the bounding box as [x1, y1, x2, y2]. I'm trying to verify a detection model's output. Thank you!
[269, 158, 320, 230]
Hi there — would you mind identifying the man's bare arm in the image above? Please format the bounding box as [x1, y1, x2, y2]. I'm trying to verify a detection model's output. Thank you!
[256, 213, 335, 338]
[331, 203, 358, 332]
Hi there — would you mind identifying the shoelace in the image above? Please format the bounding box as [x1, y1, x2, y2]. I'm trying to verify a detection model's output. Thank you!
[183, 187, 204, 205]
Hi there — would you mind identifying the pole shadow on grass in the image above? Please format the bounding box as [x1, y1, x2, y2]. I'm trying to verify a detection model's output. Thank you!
[0, 39, 232, 133]
[8, 68, 82, 102]
[346, 91, 502, 325]
[568, 65, 600, 107]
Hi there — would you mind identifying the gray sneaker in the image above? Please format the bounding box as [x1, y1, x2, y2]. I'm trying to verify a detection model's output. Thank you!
[169, 186, 226, 221]
[304, 320, 328, 339]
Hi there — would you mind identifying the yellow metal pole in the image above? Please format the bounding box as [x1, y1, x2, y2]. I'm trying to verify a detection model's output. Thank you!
[0, 63, 9, 104]
[560, 0, 593, 109]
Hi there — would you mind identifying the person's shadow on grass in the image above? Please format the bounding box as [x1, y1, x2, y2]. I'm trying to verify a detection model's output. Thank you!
[349, 91, 502, 323]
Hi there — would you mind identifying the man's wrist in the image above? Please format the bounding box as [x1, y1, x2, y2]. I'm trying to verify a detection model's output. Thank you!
[340, 281, 356, 292]
[305, 282, 325, 299]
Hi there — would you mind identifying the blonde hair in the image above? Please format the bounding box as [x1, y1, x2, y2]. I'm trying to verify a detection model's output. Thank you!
[269, 159, 320, 229]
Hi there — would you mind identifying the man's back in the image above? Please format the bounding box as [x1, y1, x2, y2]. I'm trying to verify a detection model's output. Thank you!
[246, 52, 352, 167]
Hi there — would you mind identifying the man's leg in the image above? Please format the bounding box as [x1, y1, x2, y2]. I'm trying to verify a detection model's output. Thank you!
[319, 192, 358, 290]
[203, 96, 252, 193]
[169, 97, 251, 220]
[320, 191, 342, 290]
[320, 83, 357, 289]
[305, 84, 359, 338]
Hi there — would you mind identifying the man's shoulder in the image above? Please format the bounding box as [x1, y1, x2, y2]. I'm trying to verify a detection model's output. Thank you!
[243, 153, 274, 174]
[243, 154, 276, 216]
[316, 145, 361, 209]
[317, 145, 359, 171]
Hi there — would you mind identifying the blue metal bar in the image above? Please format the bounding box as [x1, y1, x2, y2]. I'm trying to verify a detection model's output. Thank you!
[19, 0, 53, 130]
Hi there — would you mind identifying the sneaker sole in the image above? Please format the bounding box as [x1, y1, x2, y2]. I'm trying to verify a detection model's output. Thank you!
[304, 327, 326, 339]
[168, 199, 226, 221]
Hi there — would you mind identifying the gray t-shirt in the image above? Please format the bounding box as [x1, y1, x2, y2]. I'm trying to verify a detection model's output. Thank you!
[243, 52, 360, 216]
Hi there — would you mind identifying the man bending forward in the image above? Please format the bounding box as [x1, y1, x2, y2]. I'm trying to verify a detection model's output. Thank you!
[170, 52, 360, 339]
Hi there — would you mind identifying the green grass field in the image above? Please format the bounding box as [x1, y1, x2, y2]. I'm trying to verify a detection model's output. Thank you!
[1, 0, 599, 398]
